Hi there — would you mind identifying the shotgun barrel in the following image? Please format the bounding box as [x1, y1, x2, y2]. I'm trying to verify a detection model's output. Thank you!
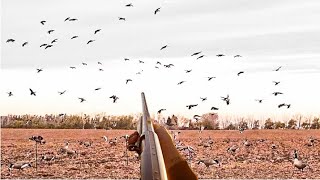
[139, 92, 167, 180]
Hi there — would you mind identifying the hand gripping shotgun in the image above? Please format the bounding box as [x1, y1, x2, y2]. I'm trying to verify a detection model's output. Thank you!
[128, 92, 168, 180]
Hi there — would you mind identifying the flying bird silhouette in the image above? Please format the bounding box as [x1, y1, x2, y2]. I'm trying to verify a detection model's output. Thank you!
[191, 51, 201, 56]
[221, 95, 230, 105]
[156, 61, 162, 65]
[40, 20, 46, 25]
[40, 44, 47, 47]
[124, 58, 130, 61]
[7, 92, 13, 97]
[160, 45, 168, 50]
[47, 30, 54, 34]
[211, 106, 219, 110]
[273, 81, 280, 86]
[164, 64, 174, 68]
[157, 109, 166, 114]
[177, 81, 186, 85]
[255, 99, 263, 103]
[78, 98, 86, 103]
[87, 40, 95, 44]
[109, 95, 119, 103]
[58, 90, 66, 95]
[207, 77, 216, 81]
[234, 55, 242, 58]
[278, 103, 286, 108]
[118, 17, 126, 21]
[45, 45, 52, 49]
[216, 54, 225, 57]
[29, 89, 36, 96]
[51, 39, 58, 43]
[237, 71, 244, 76]
[94, 88, 101, 91]
[82, 62, 87, 66]
[99, 68, 104, 71]
[154, 7, 161, 15]
[286, 104, 291, 108]
[69, 18, 78, 21]
[185, 69, 192, 73]
[272, 92, 283, 96]
[186, 104, 198, 110]
[71, 36, 78, 39]
[22, 42, 28, 47]
[98, 62, 102, 65]
[126, 79, 132, 84]
[64, 17, 70, 21]
[36, 68, 43, 73]
[139, 60, 144, 64]
[196, 55, 205, 60]
[6, 39, 15, 43]
[126, 3, 133, 7]
[274, 66, 282, 71]
[94, 29, 101, 34]
[70, 66, 76, 69]
[200, 97, 207, 102]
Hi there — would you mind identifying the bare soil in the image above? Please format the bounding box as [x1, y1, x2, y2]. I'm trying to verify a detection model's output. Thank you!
[1, 129, 319, 179]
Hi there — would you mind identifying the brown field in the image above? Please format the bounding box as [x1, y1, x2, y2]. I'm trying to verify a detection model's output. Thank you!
[1, 128, 320, 179]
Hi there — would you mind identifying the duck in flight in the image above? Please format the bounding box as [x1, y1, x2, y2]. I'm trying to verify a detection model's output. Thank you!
[177, 81, 186, 85]
[7, 92, 13, 97]
[71, 36, 78, 39]
[110, 95, 119, 103]
[274, 66, 282, 71]
[78, 98, 86, 103]
[87, 40, 95, 44]
[6, 39, 15, 43]
[237, 71, 244, 76]
[22, 42, 28, 47]
[94, 88, 101, 91]
[126, 79, 132, 84]
[221, 95, 230, 105]
[58, 90, 66, 95]
[94, 29, 101, 34]
[154, 7, 161, 15]
[29, 89, 36, 96]
[36, 68, 43, 73]
[234, 55, 242, 58]
[47, 30, 54, 34]
[160, 45, 168, 50]
[273, 81, 280, 86]
[255, 99, 263, 103]
[211, 106, 219, 110]
[186, 104, 198, 110]
[185, 69, 192, 73]
[70, 66, 76, 69]
[40, 20, 46, 25]
[191, 51, 201, 56]
[200, 97, 207, 102]
[158, 109, 166, 114]
[126, 3, 133, 7]
[164, 64, 174, 68]
[51, 39, 58, 43]
[207, 77, 216, 81]
[196, 55, 205, 60]
[216, 54, 225, 57]
[118, 17, 126, 21]
[45, 45, 52, 49]
[82, 62, 87, 66]
[272, 92, 283, 96]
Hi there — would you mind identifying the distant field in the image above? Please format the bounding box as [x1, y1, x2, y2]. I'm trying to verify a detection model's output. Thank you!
[1, 129, 320, 179]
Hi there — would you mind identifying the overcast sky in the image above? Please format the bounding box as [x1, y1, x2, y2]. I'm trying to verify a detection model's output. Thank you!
[1, 0, 320, 120]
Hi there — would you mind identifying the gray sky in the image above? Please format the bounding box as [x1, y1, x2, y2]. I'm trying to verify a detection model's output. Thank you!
[1, 0, 320, 120]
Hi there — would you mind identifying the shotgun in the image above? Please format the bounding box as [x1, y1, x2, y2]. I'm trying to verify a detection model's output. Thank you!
[129, 92, 168, 180]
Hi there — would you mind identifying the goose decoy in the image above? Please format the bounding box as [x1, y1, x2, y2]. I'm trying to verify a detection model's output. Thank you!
[40, 20, 46, 25]
[51, 39, 58, 43]
[40, 43, 47, 47]
[71, 36, 78, 39]
[29, 88, 36, 96]
[154, 7, 161, 15]
[216, 54, 225, 57]
[186, 104, 198, 110]
[6, 39, 15, 43]
[200, 97, 207, 102]
[118, 17, 126, 21]
[94, 29, 101, 34]
[227, 145, 238, 154]
[58, 90, 66, 95]
[211, 106, 219, 110]
[8, 162, 32, 172]
[94, 88, 101, 91]
[273, 92, 283, 96]
[126, 79, 132, 84]
[207, 77, 216, 81]
[64, 17, 70, 21]
[58, 142, 69, 154]
[234, 55, 242, 58]
[45, 44, 52, 49]
[197, 159, 220, 167]
[66, 149, 77, 156]
[237, 71, 244, 76]
[157, 109, 166, 114]
[160, 45, 168, 50]
[36, 68, 43, 73]
[191, 51, 201, 56]
[293, 150, 308, 171]
[70, 66, 76, 69]
[22, 42, 28, 47]
[278, 103, 286, 108]
[7, 92, 13, 97]
[125, 3, 133, 7]
[47, 30, 54, 34]
[109, 137, 118, 146]
[196, 55, 205, 60]
[87, 40, 95, 44]
[78, 98, 86, 103]
[255, 99, 263, 103]
[221, 95, 230, 105]
[185, 69, 192, 73]
[41, 155, 55, 162]
[274, 66, 282, 71]
[273, 81, 280, 85]
[79, 141, 92, 147]
[244, 139, 251, 147]
[177, 81, 186, 85]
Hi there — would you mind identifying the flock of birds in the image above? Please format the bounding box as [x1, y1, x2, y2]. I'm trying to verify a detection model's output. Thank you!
[4, 1, 294, 120]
